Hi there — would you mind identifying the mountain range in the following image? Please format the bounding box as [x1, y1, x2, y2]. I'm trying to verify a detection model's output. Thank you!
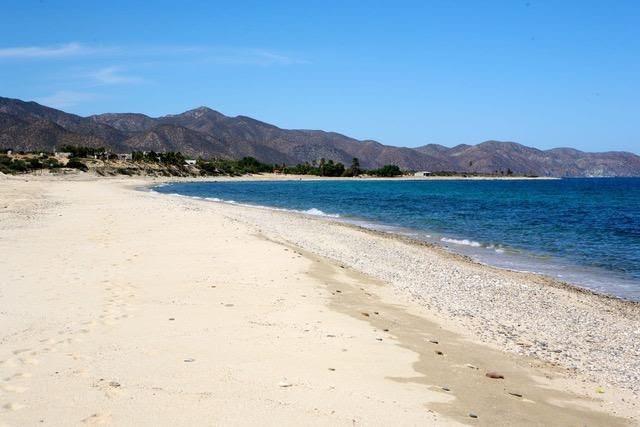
[1, 96, 638, 176]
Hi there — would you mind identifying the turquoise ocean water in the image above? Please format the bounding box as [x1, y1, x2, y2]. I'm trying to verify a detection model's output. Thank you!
[155, 178, 640, 301]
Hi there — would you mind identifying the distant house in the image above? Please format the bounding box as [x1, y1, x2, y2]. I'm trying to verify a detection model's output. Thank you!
[116, 153, 132, 161]
[414, 171, 433, 177]
[184, 159, 197, 166]
[54, 151, 72, 158]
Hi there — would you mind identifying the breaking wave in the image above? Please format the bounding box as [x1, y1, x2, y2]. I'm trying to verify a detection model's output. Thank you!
[441, 237, 482, 247]
[299, 208, 340, 218]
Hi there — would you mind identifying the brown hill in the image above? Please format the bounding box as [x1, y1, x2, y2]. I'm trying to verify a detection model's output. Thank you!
[1, 96, 638, 176]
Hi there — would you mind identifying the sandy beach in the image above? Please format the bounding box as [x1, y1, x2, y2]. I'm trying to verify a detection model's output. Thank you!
[1, 174, 638, 426]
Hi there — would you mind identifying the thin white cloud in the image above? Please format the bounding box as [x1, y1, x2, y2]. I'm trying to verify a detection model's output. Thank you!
[0, 42, 108, 59]
[35, 90, 96, 108]
[0, 42, 308, 65]
[88, 66, 145, 85]
[249, 49, 309, 65]
[206, 48, 309, 66]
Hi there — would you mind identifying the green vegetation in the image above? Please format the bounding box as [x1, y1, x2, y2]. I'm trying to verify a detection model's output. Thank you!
[198, 158, 255, 176]
[200, 156, 350, 177]
[132, 151, 186, 165]
[1, 147, 409, 177]
[236, 156, 274, 173]
[66, 158, 88, 172]
[0, 154, 61, 174]
[316, 158, 346, 177]
[368, 164, 403, 177]
[281, 157, 365, 177]
[58, 145, 108, 158]
[196, 157, 272, 176]
[348, 157, 361, 177]
[0, 155, 26, 173]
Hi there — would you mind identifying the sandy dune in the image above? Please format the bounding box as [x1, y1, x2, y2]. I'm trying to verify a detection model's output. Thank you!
[0, 176, 636, 425]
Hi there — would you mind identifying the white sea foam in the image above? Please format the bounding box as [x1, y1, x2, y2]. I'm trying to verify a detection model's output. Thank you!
[441, 237, 482, 247]
[198, 193, 340, 218]
[487, 244, 505, 254]
[299, 208, 340, 218]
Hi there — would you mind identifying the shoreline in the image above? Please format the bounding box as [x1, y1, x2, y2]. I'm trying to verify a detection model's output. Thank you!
[1, 174, 638, 425]
[150, 179, 640, 305]
[307, 213, 640, 306]
[146, 180, 640, 394]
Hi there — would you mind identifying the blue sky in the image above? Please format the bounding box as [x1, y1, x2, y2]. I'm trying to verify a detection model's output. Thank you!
[1, 1, 638, 152]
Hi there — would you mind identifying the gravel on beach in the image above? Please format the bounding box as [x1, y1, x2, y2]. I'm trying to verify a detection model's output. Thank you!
[179, 198, 640, 396]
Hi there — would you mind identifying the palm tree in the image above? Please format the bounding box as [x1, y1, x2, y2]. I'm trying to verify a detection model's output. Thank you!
[351, 157, 361, 176]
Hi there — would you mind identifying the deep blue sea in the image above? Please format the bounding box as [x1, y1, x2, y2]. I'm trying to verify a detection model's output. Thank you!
[155, 178, 640, 301]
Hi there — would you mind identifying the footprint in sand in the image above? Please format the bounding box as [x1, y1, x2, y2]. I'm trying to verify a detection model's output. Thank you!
[5, 372, 32, 381]
[93, 379, 124, 399]
[0, 383, 28, 393]
[18, 357, 39, 366]
[2, 402, 26, 411]
[73, 368, 90, 378]
[66, 353, 91, 362]
[0, 359, 18, 368]
[81, 413, 112, 425]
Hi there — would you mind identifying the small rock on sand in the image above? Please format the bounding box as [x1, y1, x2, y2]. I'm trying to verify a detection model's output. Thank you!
[278, 381, 292, 388]
[485, 371, 504, 379]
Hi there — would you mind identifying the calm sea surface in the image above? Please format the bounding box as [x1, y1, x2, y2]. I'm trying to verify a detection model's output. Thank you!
[155, 178, 640, 301]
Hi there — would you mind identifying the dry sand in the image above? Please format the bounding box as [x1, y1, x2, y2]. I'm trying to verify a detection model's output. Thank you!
[0, 175, 637, 425]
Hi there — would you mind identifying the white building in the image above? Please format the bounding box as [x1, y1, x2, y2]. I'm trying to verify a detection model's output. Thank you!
[184, 159, 197, 166]
[414, 171, 432, 177]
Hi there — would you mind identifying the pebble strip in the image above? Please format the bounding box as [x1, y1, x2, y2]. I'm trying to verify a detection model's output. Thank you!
[202, 201, 640, 395]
